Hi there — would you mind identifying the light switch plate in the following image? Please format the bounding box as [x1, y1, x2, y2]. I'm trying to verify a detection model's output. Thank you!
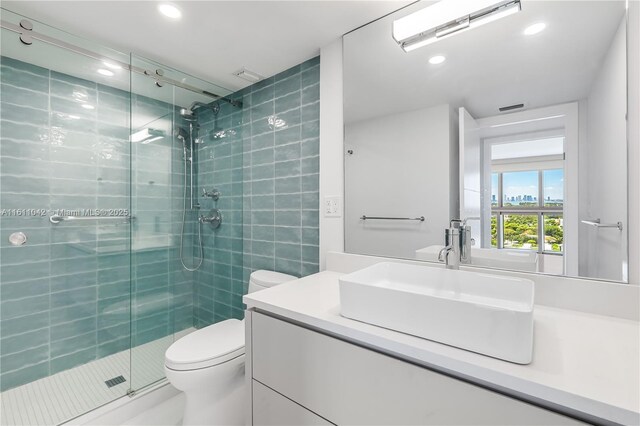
[324, 196, 342, 218]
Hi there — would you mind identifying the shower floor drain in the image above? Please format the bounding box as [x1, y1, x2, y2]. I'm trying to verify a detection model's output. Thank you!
[105, 375, 126, 388]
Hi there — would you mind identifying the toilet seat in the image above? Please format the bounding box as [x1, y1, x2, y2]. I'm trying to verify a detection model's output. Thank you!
[165, 319, 245, 371]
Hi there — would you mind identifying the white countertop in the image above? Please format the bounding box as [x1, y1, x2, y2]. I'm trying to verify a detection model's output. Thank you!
[244, 271, 640, 425]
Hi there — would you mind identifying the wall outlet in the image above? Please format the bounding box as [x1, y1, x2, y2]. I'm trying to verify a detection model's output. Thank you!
[324, 196, 342, 218]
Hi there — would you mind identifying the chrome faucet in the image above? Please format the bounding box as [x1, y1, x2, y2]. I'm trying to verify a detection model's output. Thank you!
[438, 219, 472, 269]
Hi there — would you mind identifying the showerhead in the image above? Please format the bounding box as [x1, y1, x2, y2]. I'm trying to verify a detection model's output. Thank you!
[179, 108, 197, 120]
[174, 126, 189, 142]
[181, 101, 221, 118]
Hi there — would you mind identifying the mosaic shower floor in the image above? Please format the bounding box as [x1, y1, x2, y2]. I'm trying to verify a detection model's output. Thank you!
[0, 329, 194, 426]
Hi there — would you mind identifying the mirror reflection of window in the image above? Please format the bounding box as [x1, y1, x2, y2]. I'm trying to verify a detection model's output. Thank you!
[343, 0, 633, 282]
[502, 214, 539, 250]
[487, 135, 565, 273]
[543, 169, 563, 208]
[502, 171, 539, 208]
[491, 173, 499, 207]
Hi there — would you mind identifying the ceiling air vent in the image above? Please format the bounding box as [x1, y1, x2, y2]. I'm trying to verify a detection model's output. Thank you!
[499, 103, 525, 112]
[233, 68, 264, 83]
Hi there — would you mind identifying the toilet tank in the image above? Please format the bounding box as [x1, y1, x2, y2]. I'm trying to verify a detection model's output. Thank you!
[248, 270, 297, 293]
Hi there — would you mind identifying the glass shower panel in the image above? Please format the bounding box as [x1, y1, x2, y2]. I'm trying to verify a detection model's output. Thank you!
[128, 55, 233, 391]
[129, 55, 179, 391]
[2, 8, 245, 422]
[0, 9, 132, 425]
[194, 95, 245, 328]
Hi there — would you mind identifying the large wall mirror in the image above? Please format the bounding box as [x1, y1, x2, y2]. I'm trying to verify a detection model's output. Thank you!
[344, 0, 636, 282]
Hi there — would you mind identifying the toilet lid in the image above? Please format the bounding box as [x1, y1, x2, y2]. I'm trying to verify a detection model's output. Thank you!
[165, 319, 245, 371]
[250, 270, 297, 288]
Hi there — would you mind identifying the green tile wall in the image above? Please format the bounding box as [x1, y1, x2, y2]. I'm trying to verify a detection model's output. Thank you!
[0, 56, 192, 391]
[1, 53, 321, 389]
[193, 56, 320, 327]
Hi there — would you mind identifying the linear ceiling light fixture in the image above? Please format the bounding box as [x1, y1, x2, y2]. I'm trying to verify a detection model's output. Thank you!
[131, 128, 164, 144]
[393, 0, 522, 52]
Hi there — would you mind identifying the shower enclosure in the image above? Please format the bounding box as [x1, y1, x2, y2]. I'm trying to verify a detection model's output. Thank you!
[0, 9, 242, 425]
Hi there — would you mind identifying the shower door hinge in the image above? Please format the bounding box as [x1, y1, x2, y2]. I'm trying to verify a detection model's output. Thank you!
[127, 388, 137, 398]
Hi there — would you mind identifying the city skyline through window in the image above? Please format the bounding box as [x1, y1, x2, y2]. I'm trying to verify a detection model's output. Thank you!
[490, 169, 564, 254]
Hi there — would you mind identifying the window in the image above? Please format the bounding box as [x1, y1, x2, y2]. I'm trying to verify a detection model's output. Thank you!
[490, 215, 498, 248]
[491, 169, 563, 254]
[543, 169, 564, 208]
[491, 174, 499, 207]
[502, 213, 539, 250]
[544, 214, 564, 253]
[502, 171, 539, 208]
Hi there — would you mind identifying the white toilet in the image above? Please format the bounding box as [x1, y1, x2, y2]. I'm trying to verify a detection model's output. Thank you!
[164, 270, 296, 426]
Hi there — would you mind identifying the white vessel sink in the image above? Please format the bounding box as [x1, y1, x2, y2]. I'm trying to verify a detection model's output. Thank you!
[415, 245, 538, 272]
[339, 262, 534, 364]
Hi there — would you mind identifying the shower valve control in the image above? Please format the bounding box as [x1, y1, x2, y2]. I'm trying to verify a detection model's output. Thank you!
[202, 188, 221, 201]
[199, 209, 222, 229]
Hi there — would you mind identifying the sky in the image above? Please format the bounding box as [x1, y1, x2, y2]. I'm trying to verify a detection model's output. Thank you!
[492, 169, 564, 201]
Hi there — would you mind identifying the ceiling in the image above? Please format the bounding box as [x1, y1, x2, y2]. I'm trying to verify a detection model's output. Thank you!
[2, 0, 412, 93]
[343, 0, 627, 123]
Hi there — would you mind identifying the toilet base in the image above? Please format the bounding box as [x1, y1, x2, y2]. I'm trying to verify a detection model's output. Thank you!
[165, 354, 246, 426]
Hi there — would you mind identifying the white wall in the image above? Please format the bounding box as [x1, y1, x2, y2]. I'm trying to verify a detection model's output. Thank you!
[628, 1, 640, 285]
[584, 17, 628, 282]
[319, 39, 344, 270]
[577, 99, 590, 277]
[459, 108, 484, 246]
[344, 105, 457, 259]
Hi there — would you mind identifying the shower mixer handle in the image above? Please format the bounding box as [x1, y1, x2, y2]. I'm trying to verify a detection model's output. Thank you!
[202, 188, 221, 201]
[199, 209, 222, 229]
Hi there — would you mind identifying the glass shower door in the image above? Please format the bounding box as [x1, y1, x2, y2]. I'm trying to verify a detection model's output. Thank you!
[128, 54, 238, 391]
[0, 9, 132, 425]
[1, 8, 243, 424]
[129, 55, 182, 390]
[129, 55, 199, 391]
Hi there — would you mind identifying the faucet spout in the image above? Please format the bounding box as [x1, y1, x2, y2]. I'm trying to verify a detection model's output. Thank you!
[439, 219, 471, 270]
[438, 244, 453, 263]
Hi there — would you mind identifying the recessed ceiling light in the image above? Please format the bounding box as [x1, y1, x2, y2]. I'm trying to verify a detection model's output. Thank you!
[524, 22, 546, 36]
[81, 104, 95, 110]
[233, 68, 264, 83]
[97, 69, 114, 77]
[428, 55, 446, 65]
[102, 61, 122, 70]
[158, 3, 182, 19]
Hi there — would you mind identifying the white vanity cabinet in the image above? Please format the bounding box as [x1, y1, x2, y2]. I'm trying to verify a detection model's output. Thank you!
[247, 311, 587, 426]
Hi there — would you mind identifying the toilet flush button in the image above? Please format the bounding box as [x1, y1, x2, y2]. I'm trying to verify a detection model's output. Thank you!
[9, 232, 27, 246]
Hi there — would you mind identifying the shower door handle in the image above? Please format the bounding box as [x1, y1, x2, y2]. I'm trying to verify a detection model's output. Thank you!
[49, 214, 132, 224]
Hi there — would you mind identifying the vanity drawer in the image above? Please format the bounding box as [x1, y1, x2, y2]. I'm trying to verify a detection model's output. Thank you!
[253, 380, 333, 425]
[251, 312, 586, 425]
